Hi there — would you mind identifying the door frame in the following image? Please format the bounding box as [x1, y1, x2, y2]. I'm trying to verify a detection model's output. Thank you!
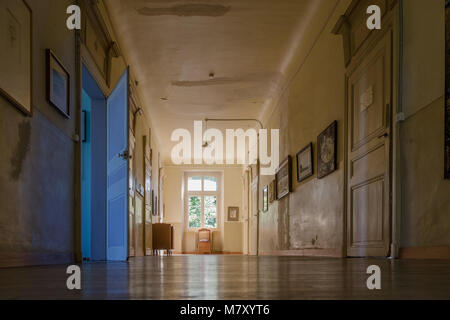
[342, 6, 400, 258]
[77, 40, 130, 261]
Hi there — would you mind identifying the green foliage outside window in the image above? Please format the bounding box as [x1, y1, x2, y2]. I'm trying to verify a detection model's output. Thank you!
[188, 196, 201, 228]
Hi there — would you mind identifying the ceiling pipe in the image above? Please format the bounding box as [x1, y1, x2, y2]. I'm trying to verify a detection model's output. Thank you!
[204, 118, 264, 129]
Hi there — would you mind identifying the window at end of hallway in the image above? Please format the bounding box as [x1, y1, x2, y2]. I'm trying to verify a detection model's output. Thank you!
[185, 173, 221, 230]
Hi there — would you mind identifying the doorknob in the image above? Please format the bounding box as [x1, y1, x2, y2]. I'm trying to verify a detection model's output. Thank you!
[118, 150, 131, 160]
[378, 132, 389, 139]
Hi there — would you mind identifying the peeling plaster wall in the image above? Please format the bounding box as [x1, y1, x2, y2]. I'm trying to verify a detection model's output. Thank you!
[400, 0, 450, 247]
[0, 0, 77, 266]
[258, 0, 350, 256]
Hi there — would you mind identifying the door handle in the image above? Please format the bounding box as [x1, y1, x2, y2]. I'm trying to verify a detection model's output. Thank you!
[118, 150, 131, 160]
[378, 132, 389, 139]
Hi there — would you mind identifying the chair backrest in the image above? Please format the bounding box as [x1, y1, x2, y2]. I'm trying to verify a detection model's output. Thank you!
[198, 228, 211, 242]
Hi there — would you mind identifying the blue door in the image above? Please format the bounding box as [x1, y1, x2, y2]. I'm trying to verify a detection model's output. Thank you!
[106, 68, 129, 261]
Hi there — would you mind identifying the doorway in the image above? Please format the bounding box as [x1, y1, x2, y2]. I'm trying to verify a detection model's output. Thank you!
[81, 65, 130, 261]
[345, 30, 393, 258]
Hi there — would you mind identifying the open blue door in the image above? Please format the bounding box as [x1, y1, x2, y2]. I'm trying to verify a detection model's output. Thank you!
[106, 68, 129, 261]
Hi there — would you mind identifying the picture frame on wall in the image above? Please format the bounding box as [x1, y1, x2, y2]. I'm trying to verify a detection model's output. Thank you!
[317, 121, 338, 179]
[46, 49, 70, 118]
[0, 0, 33, 116]
[296, 142, 314, 182]
[151, 190, 157, 216]
[81, 110, 87, 142]
[276, 156, 292, 200]
[446, 2, 450, 179]
[227, 207, 239, 222]
[263, 186, 268, 212]
[268, 180, 276, 204]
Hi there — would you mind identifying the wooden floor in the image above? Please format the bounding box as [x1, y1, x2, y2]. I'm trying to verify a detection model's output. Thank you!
[0, 255, 450, 300]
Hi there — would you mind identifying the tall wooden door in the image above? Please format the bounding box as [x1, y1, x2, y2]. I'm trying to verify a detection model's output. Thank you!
[248, 165, 259, 256]
[242, 170, 249, 255]
[106, 68, 130, 261]
[346, 31, 392, 257]
[144, 134, 153, 255]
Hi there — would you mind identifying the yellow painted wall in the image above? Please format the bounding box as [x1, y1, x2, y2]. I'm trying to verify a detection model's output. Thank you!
[400, 0, 450, 247]
[258, 0, 351, 255]
[162, 166, 244, 253]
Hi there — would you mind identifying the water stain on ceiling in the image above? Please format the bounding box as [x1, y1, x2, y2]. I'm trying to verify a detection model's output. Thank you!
[137, 4, 231, 17]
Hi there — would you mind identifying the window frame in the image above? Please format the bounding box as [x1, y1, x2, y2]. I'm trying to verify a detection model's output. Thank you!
[184, 172, 221, 231]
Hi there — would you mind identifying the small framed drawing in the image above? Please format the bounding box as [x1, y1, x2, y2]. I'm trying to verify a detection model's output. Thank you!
[296, 143, 314, 182]
[317, 121, 338, 179]
[268, 180, 276, 204]
[263, 186, 268, 212]
[46, 49, 70, 118]
[0, 0, 33, 116]
[276, 156, 292, 200]
[81, 110, 87, 142]
[227, 207, 239, 222]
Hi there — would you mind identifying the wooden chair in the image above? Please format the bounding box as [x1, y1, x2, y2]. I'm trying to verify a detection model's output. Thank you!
[198, 228, 212, 254]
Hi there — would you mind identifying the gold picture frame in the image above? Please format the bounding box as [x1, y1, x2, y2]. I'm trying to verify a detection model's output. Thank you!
[0, 0, 33, 116]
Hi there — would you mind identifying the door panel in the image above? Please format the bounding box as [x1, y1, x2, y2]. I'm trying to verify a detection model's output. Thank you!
[135, 194, 145, 257]
[107, 68, 129, 261]
[347, 32, 391, 257]
[144, 135, 153, 255]
[249, 165, 258, 256]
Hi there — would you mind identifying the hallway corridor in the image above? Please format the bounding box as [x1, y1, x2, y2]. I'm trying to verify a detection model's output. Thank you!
[1, 257, 450, 300]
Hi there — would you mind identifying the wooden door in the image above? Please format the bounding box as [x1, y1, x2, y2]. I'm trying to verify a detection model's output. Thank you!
[242, 170, 249, 255]
[106, 68, 130, 261]
[134, 194, 145, 256]
[248, 165, 259, 256]
[144, 135, 153, 255]
[346, 31, 392, 257]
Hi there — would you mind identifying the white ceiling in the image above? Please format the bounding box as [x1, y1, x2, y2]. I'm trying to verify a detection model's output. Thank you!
[104, 0, 335, 163]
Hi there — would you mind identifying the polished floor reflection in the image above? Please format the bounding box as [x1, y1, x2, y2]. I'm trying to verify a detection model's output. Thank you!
[1, 256, 450, 300]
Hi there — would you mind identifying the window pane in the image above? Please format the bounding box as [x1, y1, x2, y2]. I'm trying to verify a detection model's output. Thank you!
[188, 196, 202, 228]
[204, 196, 217, 228]
[188, 176, 202, 191]
[204, 176, 217, 191]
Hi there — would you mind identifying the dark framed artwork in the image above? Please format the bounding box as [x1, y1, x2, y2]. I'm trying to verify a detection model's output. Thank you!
[296, 143, 314, 182]
[152, 190, 157, 216]
[268, 180, 276, 204]
[227, 207, 239, 222]
[263, 186, 268, 212]
[317, 121, 338, 179]
[276, 156, 292, 200]
[46, 49, 70, 118]
[446, 1, 450, 179]
[81, 110, 87, 142]
[0, 0, 33, 116]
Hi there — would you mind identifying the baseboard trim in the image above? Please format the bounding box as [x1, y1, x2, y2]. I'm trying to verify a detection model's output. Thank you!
[175, 251, 243, 255]
[399, 246, 450, 260]
[0, 251, 74, 268]
[259, 248, 344, 258]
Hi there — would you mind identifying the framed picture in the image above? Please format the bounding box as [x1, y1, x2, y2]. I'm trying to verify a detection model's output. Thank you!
[81, 110, 87, 142]
[296, 143, 314, 182]
[446, 3, 450, 179]
[276, 156, 292, 200]
[0, 0, 32, 116]
[268, 180, 276, 203]
[317, 121, 338, 179]
[227, 207, 239, 222]
[152, 190, 157, 216]
[46, 49, 70, 118]
[263, 186, 268, 212]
